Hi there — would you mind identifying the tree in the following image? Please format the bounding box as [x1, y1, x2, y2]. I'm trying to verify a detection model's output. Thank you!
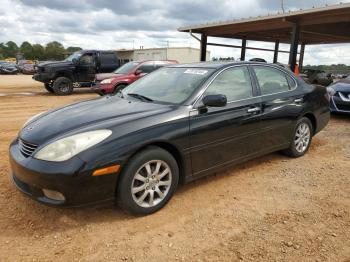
[66, 46, 82, 54]
[32, 44, 45, 60]
[0, 43, 5, 59]
[45, 41, 65, 60]
[4, 41, 19, 57]
[20, 41, 33, 60]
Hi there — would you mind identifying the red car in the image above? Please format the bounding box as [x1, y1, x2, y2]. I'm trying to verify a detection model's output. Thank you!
[93, 60, 178, 95]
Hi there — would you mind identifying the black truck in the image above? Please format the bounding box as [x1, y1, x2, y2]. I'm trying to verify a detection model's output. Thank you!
[33, 50, 119, 95]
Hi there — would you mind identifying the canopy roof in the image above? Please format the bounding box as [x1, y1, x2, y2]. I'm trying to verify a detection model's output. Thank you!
[178, 3, 350, 44]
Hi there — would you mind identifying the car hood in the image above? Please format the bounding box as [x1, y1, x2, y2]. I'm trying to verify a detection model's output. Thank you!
[37, 61, 73, 68]
[20, 97, 177, 145]
[95, 73, 122, 81]
[329, 79, 350, 92]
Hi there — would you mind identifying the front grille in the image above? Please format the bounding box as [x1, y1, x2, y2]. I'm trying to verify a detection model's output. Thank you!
[338, 92, 350, 101]
[37, 67, 45, 73]
[19, 139, 38, 158]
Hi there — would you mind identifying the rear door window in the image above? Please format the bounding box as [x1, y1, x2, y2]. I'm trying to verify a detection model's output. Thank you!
[253, 66, 293, 95]
[100, 53, 117, 65]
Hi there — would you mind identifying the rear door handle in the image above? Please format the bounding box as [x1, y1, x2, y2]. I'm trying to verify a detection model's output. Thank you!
[247, 107, 261, 113]
[294, 98, 303, 104]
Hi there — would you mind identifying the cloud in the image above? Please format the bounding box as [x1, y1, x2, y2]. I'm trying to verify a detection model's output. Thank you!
[1, 0, 350, 64]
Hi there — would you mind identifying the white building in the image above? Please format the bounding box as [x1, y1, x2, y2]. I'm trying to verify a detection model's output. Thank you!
[117, 47, 210, 64]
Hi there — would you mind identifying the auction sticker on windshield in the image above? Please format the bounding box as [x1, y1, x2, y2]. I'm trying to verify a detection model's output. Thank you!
[184, 69, 208, 75]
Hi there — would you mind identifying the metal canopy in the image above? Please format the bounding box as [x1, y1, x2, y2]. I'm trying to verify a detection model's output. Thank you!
[178, 3, 350, 71]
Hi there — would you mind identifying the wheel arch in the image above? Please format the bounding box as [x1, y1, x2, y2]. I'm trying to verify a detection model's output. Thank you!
[113, 82, 129, 91]
[302, 112, 317, 134]
[116, 141, 186, 189]
[54, 71, 74, 81]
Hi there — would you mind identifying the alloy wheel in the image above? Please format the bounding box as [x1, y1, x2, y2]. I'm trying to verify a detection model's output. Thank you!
[131, 160, 172, 208]
[294, 123, 311, 153]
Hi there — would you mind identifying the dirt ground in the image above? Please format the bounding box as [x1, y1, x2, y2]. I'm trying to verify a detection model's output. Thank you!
[0, 75, 349, 262]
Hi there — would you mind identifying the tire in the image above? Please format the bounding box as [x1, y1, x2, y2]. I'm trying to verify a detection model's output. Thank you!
[117, 146, 179, 215]
[44, 83, 54, 93]
[282, 117, 313, 158]
[113, 84, 127, 94]
[52, 77, 73, 95]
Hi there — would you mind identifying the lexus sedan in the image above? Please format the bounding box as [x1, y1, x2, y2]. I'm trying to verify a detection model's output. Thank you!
[9, 62, 330, 215]
[327, 75, 350, 114]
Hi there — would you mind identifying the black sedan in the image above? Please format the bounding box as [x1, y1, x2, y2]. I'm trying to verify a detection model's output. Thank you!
[327, 75, 350, 114]
[9, 62, 330, 215]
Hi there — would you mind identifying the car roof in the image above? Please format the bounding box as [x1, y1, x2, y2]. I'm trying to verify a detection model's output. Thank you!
[132, 60, 177, 63]
[169, 61, 273, 69]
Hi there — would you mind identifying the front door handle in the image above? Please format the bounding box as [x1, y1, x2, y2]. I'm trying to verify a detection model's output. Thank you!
[294, 98, 303, 104]
[247, 107, 261, 113]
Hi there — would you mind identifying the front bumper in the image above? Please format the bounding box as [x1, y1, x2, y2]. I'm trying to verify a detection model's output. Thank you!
[91, 83, 105, 96]
[32, 73, 52, 83]
[91, 82, 114, 95]
[330, 95, 350, 114]
[9, 139, 118, 207]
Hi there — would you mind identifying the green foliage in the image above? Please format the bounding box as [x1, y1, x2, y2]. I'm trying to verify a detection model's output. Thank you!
[1, 41, 19, 58]
[304, 64, 350, 74]
[66, 46, 82, 54]
[0, 41, 83, 61]
[45, 41, 66, 60]
[32, 44, 46, 60]
[20, 41, 33, 60]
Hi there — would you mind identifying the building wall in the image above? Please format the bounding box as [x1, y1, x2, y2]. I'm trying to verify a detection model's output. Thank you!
[166, 48, 210, 63]
[134, 49, 167, 60]
[117, 48, 210, 64]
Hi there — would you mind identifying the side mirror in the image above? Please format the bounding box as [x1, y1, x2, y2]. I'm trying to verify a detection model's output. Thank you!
[202, 94, 227, 107]
[72, 58, 78, 65]
[135, 69, 143, 75]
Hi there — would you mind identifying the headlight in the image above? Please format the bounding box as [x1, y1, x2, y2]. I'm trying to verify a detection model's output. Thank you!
[326, 87, 336, 96]
[101, 78, 113, 84]
[22, 111, 46, 128]
[34, 130, 112, 162]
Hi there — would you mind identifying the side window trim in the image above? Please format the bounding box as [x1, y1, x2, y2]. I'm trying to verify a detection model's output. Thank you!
[137, 62, 156, 73]
[194, 65, 257, 108]
[199, 65, 255, 104]
[251, 64, 298, 97]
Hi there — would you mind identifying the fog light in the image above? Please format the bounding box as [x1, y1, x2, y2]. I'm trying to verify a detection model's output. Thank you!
[42, 189, 65, 201]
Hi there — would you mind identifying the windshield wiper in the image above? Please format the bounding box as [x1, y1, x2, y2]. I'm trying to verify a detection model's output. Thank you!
[127, 93, 153, 102]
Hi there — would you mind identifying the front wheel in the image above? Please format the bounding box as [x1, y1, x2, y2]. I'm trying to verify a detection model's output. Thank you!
[117, 147, 179, 215]
[44, 82, 54, 93]
[52, 77, 73, 95]
[283, 117, 313, 157]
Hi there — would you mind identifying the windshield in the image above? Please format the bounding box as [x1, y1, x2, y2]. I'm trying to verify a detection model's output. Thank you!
[65, 52, 82, 62]
[122, 67, 214, 104]
[114, 62, 139, 74]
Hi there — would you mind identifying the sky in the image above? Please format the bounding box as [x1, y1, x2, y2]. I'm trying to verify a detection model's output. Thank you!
[1, 0, 350, 65]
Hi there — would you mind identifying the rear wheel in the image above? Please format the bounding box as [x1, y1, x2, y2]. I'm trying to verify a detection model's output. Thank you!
[117, 147, 179, 215]
[44, 82, 54, 93]
[283, 117, 313, 157]
[52, 77, 73, 95]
